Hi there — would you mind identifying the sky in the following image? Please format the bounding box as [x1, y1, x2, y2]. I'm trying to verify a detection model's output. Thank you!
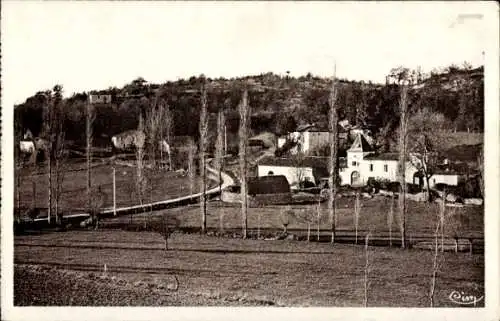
[1, 1, 493, 109]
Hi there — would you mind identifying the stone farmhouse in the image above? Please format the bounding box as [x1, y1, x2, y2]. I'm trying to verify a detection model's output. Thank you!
[277, 123, 345, 155]
[276, 121, 374, 155]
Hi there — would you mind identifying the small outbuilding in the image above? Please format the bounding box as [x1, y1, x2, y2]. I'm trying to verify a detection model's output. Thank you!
[221, 175, 293, 206]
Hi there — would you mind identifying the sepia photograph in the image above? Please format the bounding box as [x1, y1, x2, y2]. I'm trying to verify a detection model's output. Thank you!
[1, 1, 498, 320]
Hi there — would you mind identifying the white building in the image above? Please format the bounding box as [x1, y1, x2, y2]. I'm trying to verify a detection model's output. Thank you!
[263, 133, 463, 189]
[257, 156, 329, 188]
[340, 134, 461, 188]
[277, 123, 348, 155]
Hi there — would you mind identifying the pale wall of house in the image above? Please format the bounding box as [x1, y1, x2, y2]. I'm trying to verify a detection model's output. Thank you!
[340, 156, 420, 186]
[428, 174, 458, 188]
[257, 165, 315, 186]
[277, 137, 287, 149]
[284, 131, 329, 154]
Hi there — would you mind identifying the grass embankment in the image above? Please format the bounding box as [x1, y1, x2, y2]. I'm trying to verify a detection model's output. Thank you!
[14, 230, 484, 307]
[15, 162, 209, 214]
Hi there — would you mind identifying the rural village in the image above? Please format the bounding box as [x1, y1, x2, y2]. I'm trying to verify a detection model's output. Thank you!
[5, 2, 488, 312]
[12, 65, 485, 308]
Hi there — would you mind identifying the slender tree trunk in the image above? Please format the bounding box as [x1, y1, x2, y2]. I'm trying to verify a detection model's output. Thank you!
[364, 233, 371, 307]
[317, 197, 321, 241]
[32, 181, 36, 209]
[388, 194, 394, 247]
[215, 109, 225, 198]
[429, 219, 440, 307]
[113, 166, 116, 216]
[48, 151, 52, 224]
[239, 89, 250, 239]
[16, 162, 21, 212]
[328, 64, 338, 244]
[199, 81, 208, 234]
[86, 104, 94, 221]
[398, 83, 408, 249]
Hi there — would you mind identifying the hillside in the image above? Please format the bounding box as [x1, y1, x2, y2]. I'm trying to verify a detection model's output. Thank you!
[14, 65, 483, 150]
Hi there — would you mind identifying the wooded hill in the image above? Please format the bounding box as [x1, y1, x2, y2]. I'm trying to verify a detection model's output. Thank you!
[14, 64, 483, 151]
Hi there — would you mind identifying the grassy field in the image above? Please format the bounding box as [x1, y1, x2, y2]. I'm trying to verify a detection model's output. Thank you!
[101, 197, 484, 240]
[14, 230, 484, 307]
[15, 161, 209, 213]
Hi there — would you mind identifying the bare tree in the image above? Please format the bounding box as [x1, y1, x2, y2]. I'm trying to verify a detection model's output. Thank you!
[14, 132, 22, 222]
[53, 122, 67, 225]
[146, 96, 163, 169]
[387, 193, 394, 247]
[161, 100, 174, 170]
[389, 66, 421, 249]
[328, 65, 339, 244]
[292, 151, 306, 189]
[354, 191, 361, 244]
[239, 88, 250, 239]
[159, 213, 180, 251]
[214, 108, 225, 195]
[295, 208, 315, 242]
[42, 86, 63, 224]
[429, 201, 444, 307]
[316, 195, 323, 241]
[477, 148, 484, 198]
[364, 232, 371, 307]
[199, 79, 209, 234]
[86, 102, 96, 222]
[187, 138, 196, 195]
[135, 114, 147, 228]
[407, 109, 448, 201]
[280, 206, 293, 235]
[397, 80, 409, 249]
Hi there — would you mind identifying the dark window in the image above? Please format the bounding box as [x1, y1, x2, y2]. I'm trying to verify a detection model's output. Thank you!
[370, 164, 373, 171]
[352, 161, 356, 166]
[268, 171, 274, 175]
[384, 164, 388, 172]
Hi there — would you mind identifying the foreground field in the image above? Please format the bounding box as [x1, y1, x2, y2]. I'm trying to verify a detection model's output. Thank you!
[15, 230, 484, 307]
[15, 162, 209, 213]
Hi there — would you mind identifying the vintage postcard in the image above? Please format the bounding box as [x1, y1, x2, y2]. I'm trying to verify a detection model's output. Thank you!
[1, 1, 498, 320]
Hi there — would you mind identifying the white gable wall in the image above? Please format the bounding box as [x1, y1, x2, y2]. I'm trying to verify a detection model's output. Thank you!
[257, 165, 315, 186]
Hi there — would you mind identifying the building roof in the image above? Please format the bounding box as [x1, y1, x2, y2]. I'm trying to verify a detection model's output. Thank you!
[248, 175, 291, 195]
[348, 133, 374, 152]
[364, 152, 399, 161]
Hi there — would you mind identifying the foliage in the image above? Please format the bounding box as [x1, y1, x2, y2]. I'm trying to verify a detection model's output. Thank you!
[13, 65, 483, 155]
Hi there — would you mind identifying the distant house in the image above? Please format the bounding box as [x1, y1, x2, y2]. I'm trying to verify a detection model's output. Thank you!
[89, 92, 112, 104]
[276, 122, 349, 155]
[111, 130, 146, 151]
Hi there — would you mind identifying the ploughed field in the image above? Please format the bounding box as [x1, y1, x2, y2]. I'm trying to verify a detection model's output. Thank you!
[14, 230, 484, 306]
[15, 161, 209, 214]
